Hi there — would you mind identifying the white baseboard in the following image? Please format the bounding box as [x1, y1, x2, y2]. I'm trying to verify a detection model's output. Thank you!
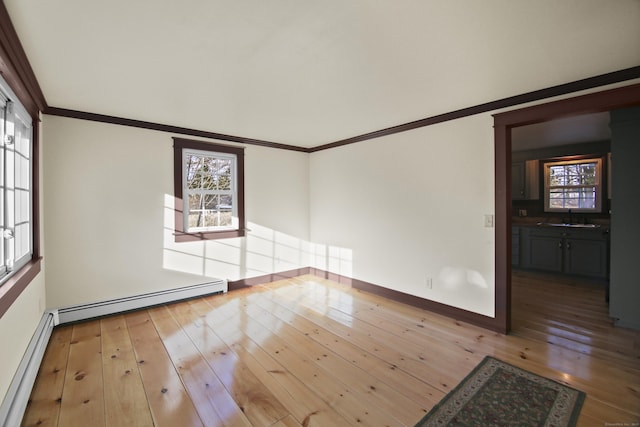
[57, 279, 227, 324]
[0, 279, 227, 426]
[0, 310, 56, 427]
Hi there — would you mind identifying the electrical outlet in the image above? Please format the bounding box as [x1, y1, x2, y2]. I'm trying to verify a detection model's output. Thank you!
[484, 214, 494, 228]
[425, 277, 432, 289]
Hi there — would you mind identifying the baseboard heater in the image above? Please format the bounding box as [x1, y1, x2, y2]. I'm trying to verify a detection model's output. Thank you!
[56, 279, 228, 324]
[0, 311, 56, 427]
[0, 279, 227, 426]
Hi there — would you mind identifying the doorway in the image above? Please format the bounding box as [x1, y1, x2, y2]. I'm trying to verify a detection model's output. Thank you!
[492, 83, 640, 334]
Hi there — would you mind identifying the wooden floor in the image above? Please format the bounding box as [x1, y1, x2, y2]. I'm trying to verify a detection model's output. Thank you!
[22, 274, 640, 426]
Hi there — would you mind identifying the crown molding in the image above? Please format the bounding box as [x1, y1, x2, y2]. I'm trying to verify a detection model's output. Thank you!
[0, 2, 47, 117]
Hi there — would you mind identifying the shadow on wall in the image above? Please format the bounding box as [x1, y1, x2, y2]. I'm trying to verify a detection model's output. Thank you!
[161, 195, 353, 281]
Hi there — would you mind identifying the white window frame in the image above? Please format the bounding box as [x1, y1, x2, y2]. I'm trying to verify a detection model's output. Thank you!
[544, 157, 603, 213]
[182, 148, 239, 233]
[0, 76, 33, 285]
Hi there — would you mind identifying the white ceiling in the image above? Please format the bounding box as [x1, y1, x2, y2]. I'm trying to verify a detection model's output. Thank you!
[5, 1, 640, 148]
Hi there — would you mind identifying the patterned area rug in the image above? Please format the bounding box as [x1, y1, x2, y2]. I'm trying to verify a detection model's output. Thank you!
[415, 356, 585, 427]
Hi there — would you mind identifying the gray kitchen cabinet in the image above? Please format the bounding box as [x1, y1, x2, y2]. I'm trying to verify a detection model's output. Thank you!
[512, 226, 520, 266]
[511, 160, 539, 200]
[512, 161, 526, 200]
[521, 227, 563, 272]
[564, 236, 608, 278]
[519, 226, 609, 279]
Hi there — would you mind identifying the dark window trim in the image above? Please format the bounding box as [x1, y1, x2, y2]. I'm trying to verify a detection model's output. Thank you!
[0, 4, 45, 318]
[0, 258, 42, 318]
[173, 137, 246, 242]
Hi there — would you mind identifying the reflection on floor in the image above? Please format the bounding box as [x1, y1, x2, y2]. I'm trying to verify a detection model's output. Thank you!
[22, 274, 640, 426]
[511, 269, 639, 370]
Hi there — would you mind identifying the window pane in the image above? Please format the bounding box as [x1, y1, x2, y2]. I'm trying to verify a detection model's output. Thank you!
[195, 209, 232, 228]
[549, 166, 565, 186]
[580, 163, 596, 185]
[0, 103, 4, 274]
[579, 188, 596, 209]
[567, 166, 581, 185]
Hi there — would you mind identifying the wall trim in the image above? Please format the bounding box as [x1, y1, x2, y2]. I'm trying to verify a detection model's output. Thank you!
[309, 66, 640, 152]
[0, 310, 55, 427]
[230, 267, 503, 333]
[228, 267, 312, 291]
[308, 268, 503, 333]
[44, 67, 640, 154]
[44, 107, 309, 153]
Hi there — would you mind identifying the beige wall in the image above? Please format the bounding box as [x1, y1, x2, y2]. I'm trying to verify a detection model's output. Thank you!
[0, 273, 46, 403]
[42, 116, 311, 309]
[310, 114, 497, 315]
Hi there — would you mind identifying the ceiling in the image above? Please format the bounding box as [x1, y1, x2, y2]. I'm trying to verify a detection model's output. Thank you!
[5, 1, 640, 148]
[511, 111, 611, 152]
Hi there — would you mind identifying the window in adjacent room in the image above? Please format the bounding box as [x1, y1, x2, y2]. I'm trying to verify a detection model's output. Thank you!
[544, 157, 603, 212]
[0, 79, 33, 283]
[173, 137, 245, 241]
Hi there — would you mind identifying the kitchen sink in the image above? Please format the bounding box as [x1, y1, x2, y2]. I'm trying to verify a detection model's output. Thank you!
[537, 222, 601, 228]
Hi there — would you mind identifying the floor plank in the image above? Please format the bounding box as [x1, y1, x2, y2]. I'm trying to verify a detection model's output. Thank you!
[126, 309, 204, 427]
[23, 274, 640, 426]
[100, 315, 153, 427]
[57, 321, 105, 427]
[190, 297, 351, 426]
[21, 326, 72, 427]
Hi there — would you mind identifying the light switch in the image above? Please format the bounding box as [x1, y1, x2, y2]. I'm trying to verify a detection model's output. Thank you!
[484, 214, 494, 228]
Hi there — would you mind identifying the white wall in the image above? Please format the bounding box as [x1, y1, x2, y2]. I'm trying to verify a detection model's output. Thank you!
[310, 114, 496, 316]
[42, 116, 311, 309]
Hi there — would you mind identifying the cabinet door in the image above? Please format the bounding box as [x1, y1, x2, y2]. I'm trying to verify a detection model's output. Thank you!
[523, 233, 563, 272]
[565, 237, 608, 278]
[512, 227, 520, 266]
[512, 162, 526, 200]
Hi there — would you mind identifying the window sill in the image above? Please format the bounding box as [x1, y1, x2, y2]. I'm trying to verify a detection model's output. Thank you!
[0, 258, 42, 318]
[174, 229, 246, 242]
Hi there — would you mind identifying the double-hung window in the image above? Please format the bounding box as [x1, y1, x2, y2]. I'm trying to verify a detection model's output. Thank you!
[173, 137, 245, 241]
[0, 78, 33, 283]
[544, 157, 603, 213]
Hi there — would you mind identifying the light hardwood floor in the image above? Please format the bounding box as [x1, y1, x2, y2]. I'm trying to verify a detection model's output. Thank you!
[22, 274, 640, 426]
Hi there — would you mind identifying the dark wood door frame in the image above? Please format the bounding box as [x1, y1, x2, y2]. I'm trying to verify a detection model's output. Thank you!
[493, 83, 640, 334]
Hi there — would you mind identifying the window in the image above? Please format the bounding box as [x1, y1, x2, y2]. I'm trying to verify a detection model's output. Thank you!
[1, 78, 33, 283]
[544, 157, 602, 212]
[173, 137, 245, 241]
